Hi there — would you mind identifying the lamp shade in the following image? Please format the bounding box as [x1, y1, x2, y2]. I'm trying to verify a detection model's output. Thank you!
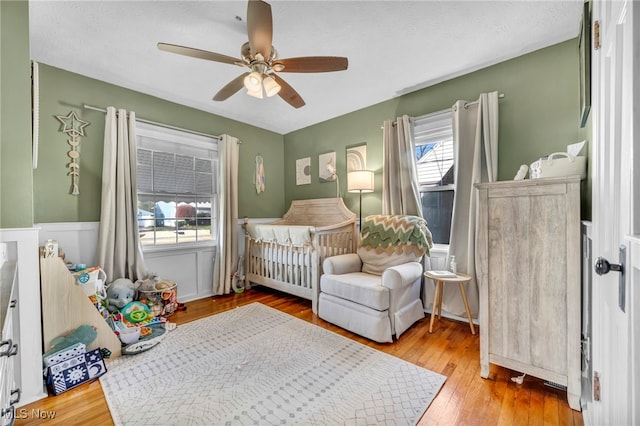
[262, 75, 281, 97]
[243, 71, 262, 91]
[347, 170, 374, 193]
[246, 87, 264, 99]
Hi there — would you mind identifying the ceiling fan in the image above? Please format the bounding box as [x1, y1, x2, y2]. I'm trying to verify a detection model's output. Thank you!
[157, 0, 348, 108]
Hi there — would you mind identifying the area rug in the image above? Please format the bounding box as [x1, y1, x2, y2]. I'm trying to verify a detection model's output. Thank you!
[100, 302, 446, 425]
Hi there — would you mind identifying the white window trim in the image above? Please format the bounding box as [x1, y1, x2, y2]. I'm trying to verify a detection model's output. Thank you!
[136, 122, 220, 152]
[141, 240, 216, 253]
[413, 109, 454, 247]
[135, 121, 219, 250]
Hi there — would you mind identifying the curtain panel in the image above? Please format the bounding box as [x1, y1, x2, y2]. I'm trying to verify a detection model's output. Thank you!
[434, 91, 499, 319]
[382, 115, 423, 216]
[96, 107, 147, 282]
[213, 134, 240, 295]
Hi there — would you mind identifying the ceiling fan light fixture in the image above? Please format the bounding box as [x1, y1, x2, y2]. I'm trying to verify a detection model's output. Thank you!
[158, 1, 348, 109]
[262, 75, 281, 97]
[246, 86, 264, 99]
[244, 71, 263, 91]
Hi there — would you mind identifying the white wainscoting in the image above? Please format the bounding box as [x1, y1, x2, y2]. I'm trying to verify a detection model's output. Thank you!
[36, 221, 467, 324]
[36, 219, 279, 303]
[36, 222, 100, 266]
[143, 246, 215, 302]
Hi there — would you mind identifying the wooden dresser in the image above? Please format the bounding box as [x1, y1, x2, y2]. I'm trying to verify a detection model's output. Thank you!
[475, 176, 581, 410]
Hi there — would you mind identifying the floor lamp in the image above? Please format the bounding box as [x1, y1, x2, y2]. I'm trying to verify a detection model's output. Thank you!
[347, 170, 374, 230]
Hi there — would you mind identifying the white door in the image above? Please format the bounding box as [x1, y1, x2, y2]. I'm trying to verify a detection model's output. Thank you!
[589, 0, 639, 425]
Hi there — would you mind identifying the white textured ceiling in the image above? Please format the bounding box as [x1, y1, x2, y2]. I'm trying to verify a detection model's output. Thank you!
[29, 0, 583, 134]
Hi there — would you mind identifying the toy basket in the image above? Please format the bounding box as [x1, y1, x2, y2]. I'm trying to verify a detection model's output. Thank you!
[136, 281, 178, 317]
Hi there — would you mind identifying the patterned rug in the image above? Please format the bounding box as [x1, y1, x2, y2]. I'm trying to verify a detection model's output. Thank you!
[100, 303, 446, 425]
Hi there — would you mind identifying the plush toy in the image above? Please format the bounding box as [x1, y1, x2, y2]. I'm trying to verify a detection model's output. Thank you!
[43, 324, 97, 358]
[106, 278, 137, 313]
[136, 279, 156, 293]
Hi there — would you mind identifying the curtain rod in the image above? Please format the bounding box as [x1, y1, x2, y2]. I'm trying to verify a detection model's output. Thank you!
[382, 93, 506, 128]
[416, 93, 505, 120]
[462, 92, 505, 109]
[83, 104, 222, 140]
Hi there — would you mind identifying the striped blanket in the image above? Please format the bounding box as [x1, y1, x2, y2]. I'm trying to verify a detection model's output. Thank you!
[359, 215, 433, 258]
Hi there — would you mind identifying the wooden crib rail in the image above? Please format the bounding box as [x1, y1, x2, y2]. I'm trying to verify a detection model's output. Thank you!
[243, 199, 357, 314]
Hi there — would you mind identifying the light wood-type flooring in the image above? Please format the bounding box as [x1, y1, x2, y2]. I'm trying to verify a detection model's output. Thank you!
[16, 287, 584, 425]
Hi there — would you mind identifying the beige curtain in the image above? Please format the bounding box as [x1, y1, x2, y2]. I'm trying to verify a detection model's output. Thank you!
[96, 107, 147, 282]
[429, 92, 499, 319]
[213, 134, 240, 295]
[382, 115, 423, 216]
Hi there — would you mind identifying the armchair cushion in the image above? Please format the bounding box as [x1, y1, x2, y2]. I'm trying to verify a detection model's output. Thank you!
[357, 215, 433, 275]
[320, 273, 389, 311]
[322, 253, 362, 275]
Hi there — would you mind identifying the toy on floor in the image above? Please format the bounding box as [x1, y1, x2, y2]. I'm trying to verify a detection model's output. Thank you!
[231, 256, 245, 294]
[120, 301, 152, 323]
[121, 324, 166, 355]
[118, 327, 140, 345]
[106, 278, 138, 313]
[136, 278, 187, 316]
[43, 324, 97, 359]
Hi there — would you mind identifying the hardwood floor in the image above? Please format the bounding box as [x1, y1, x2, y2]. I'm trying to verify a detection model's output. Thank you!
[17, 287, 584, 425]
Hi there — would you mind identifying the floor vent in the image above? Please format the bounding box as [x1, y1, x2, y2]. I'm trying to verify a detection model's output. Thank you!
[544, 381, 568, 391]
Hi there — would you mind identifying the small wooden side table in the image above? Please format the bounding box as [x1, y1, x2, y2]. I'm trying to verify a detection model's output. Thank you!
[424, 271, 476, 335]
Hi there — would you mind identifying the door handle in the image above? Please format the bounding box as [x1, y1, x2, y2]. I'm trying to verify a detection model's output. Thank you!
[594, 257, 623, 275]
[594, 245, 627, 312]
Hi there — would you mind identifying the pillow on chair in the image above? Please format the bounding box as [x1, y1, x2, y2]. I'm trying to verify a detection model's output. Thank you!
[357, 215, 433, 275]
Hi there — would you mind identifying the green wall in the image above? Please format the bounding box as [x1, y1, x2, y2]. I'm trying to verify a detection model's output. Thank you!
[34, 64, 285, 223]
[1, 0, 34, 228]
[284, 39, 591, 219]
[6, 21, 592, 227]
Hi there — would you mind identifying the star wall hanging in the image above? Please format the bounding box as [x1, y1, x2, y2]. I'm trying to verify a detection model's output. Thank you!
[56, 110, 90, 195]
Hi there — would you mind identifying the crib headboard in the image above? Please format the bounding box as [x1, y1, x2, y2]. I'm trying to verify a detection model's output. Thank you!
[273, 197, 356, 229]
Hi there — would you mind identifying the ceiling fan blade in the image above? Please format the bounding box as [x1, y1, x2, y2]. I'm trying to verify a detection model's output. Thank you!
[247, 0, 272, 59]
[158, 42, 240, 65]
[271, 74, 305, 108]
[213, 73, 249, 101]
[273, 57, 348, 73]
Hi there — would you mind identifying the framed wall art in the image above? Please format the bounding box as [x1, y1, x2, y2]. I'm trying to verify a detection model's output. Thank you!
[346, 143, 367, 172]
[296, 157, 311, 185]
[578, 1, 591, 128]
[318, 152, 337, 182]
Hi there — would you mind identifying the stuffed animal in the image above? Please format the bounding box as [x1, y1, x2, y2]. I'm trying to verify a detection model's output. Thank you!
[106, 278, 137, 313]
[135, 277, 157, 293]
[43, 324, 97, 358]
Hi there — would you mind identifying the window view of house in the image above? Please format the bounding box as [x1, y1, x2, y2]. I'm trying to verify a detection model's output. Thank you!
[413, 110, 454, 245]
[135, 123, 218, 246]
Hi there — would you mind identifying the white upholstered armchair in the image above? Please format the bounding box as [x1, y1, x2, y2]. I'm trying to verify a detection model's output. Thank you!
[318, 215, 433, 343]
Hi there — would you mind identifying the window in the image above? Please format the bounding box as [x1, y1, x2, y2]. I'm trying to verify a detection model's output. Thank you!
[136, 122, 218, 247]
[413, 110, 454, 245]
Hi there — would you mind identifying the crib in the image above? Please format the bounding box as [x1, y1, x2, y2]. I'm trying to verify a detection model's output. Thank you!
[244, 198, 357, 313]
